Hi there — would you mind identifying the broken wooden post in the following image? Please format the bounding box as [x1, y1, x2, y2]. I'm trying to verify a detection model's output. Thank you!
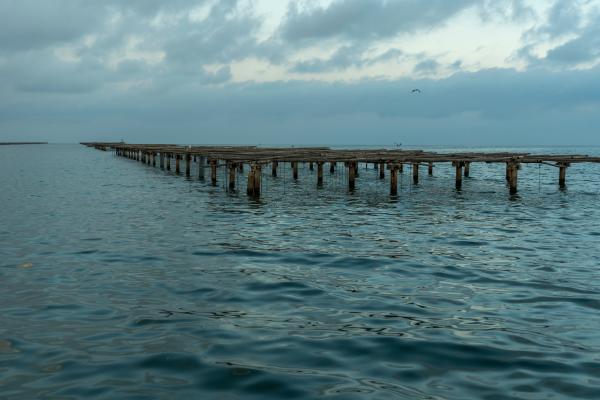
[428, 162, 433, 176]
[271, 161, 278, 177]
[317, 161, 324, 187]
[379, 162, 385, 179]
[185, 154, 191, 176]
[348, 161, 356, 191]
[464, 162, 470, 178]
[210, 159, 217, 186]
[228, 162, 236, 191]
[412, 163, 419, 184]
[390, 165, 398, 196]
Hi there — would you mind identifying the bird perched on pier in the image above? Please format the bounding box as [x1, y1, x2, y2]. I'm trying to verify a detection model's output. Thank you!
[411, 88, 421, 94]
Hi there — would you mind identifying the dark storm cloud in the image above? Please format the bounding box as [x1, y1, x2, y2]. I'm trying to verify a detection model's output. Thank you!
[280, 0, 477, 43]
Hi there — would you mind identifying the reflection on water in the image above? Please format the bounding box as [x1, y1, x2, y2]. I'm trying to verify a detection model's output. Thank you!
[1, 144, 600, 399]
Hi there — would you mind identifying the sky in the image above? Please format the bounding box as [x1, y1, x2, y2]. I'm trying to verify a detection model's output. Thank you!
[0, 0, 599, 145]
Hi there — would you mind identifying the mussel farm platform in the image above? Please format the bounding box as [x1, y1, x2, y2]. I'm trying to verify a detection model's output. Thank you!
[81, 143, 600, 197]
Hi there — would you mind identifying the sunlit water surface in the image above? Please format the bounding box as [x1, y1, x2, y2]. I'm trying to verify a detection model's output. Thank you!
[1, 144, 600, 399]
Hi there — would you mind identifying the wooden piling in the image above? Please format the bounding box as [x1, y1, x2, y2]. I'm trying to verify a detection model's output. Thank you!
[412, 163, 419, 184]
[175, 155, 181, 174]
[379, 162, 385, 179]
[210, 159, 217, 186]
[464, 162, 470, 178]
[348, 162, 356, 191]
[198, 156, 206, 180]
[330, 162, 336, 174]
[559, 162, 568, 189]
[508, 162, 519, 194]
[390, 165, 398, 196]
[238, 163, 244, 173]
[454, 161, 463, 190]
[309, 162, 314, 171]
[166, 154, 171, 170]
[292, 161, 299, 180]
[185, 154, 191, 176]
[228, 162, 236, 190]
[428, 162, 433, 176]
[354, 162, 359, 178]
[247, 164, 261, 197]
[272, 161, 278, 177]
[317, 161, 324, 187]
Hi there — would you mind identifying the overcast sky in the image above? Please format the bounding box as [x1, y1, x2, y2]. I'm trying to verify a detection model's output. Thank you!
[1, 0, 599, 145]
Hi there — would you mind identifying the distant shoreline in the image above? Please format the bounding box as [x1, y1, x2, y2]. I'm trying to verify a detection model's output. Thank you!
[0, 142, 48, 145]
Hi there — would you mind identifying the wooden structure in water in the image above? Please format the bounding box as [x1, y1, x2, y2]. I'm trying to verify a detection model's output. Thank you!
[81, 142, 600, 197]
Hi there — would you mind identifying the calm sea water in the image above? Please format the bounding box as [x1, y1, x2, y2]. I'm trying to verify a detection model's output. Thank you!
[2, 144, 600, 399]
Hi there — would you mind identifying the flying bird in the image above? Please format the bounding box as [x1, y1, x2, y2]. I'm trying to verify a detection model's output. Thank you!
[411, 88, 422, 94]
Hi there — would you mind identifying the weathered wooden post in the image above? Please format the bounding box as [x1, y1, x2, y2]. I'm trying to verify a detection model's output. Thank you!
[167, 154, 171, 170]
[428, 162, 433, 176]
[508, 162, 519, 194]
[210, 159, 217, 186]
[399, 163, 404, 173]
[348, 161, 356, 191]
[175, 154, 181, 174]
[292, 161, 299, 180]
[390, 165, 398, 196]
[330, 161, 336, 174]
[228, 162, 236, 190]
[185, 154, 191, 176]
[309, 162, 314, 171]
[160, 153, 164, 169]
[354, 162, 360, 178]
[152, 153, 156, 167]
[464, 162, 470, 178]
[247, 164, 261, 197]
[198, 156, 206, 180]
[412, 163, 419, 184]
[379, 162, 385, 179]
[559, 162, 569, 189]
[317, 161, 324, 187]
[272, 161, 278, 177]
[454, 161, 463, 190]
[506, 162, 510, 182]
[238, 163, 244, 173]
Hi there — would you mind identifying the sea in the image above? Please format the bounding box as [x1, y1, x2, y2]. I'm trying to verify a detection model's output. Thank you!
[1, 143, 600, 399]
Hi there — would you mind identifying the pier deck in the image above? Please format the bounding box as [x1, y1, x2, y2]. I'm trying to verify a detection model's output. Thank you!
[81, 142, 600, 197]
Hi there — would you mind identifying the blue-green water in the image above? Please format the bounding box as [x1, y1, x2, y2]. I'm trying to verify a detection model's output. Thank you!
[1, 144, 600, 399]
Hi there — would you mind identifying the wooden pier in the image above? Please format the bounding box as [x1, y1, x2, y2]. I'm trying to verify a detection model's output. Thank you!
[81, 142, 600, 198]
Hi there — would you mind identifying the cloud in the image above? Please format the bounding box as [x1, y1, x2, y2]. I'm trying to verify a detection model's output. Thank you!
[280, 0, 477, 43]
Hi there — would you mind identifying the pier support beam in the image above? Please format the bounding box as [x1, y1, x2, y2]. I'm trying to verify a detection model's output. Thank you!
[292, 161, 299, 180]
[185, 154, 191, 176]
[167, 154, 171, 171]
[379, 162, 385, 179]
[428, 162, 433, 176]
[152, 153, 156, 167]
[399, 163, 404, 174]
[412, 163, 419, 184]
[228, 162, 236, 191]
[272, 161, 278, 177]
[348, 162, 356, 191]
[247, 164, 261, 197]
[175, 155, 181, 174]
[309, 162, 314, 171]
[464, 162, 470, 178]
[330, 162, 336, 174]
[390, 165, 398, 196]
[210, 159, 217, 186]
[354, 162, 359, 178]
[317, 161, 324, 187]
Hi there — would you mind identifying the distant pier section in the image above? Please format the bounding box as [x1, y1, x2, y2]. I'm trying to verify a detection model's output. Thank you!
[0, 142, 48, 145]
[82, 142, 600, 198]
